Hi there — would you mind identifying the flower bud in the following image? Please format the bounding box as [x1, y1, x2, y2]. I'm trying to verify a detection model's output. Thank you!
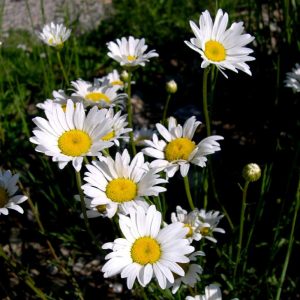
[166, 80, 177, 94]
[242, 163, 261, 182]
[121, 70, 129, 82]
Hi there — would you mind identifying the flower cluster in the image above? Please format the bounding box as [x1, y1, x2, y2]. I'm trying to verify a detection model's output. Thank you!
[28, 11, 256, 298]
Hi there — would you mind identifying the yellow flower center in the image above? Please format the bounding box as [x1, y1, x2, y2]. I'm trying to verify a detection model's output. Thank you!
[204, 40, 226, 62]
[85, 92, 110, 103]
[101, 131, 115, 141]
[48, 37, 54, 45]
[200, 227, 210, 236]
[96, 204, 106, 213]
[131, 237, 161, 265]
[48, 36, 62, 47]
[165, 138, 196, 162]
[58, 129, 92, 157]
[184, 224, 194, 238]
[111, 80, 124, 86]
[127, 55, 137, 62]
[0, 187, 8, 208]
[105, 178, 137, 203]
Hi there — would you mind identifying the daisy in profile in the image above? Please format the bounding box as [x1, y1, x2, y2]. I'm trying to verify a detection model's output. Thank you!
[75, 195, 110, 219]
[169, 251, 204, 294]
[30, 100, 114, 172]
[38, 22, 71, 48]
[102, 205, 194, 289]
[97, 108, 131, 146]
[185, 9, 255, 78]
[0, 169, 28, 215]
[107, 36, 159, 68]
[100, 69, 125, 90]
[171, 206, 202, 242]
[36, 89, 81, 112]
[71, 78, 125, 108]
[143, 116, 223, 177]
[186, 284, 239, 300]
[196, 210, 225, 243]
[284, 63, 300, 93]
[133, 127, 156, 147]
[82, 150, 166, 218]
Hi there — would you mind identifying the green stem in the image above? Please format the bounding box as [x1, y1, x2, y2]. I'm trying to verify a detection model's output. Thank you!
[275, 181, 300, 300]
[162, 93, 171, 126]
[0, 246, 48, 300]
[242, 165, 271, 274]
[183, 176, 195, 210]
[126, 70, 137, 156]
[202, 67, 211, 136]
[234, 180, 249, 282]
[75, 171, 102, 252]
[56, 50, 69, 85]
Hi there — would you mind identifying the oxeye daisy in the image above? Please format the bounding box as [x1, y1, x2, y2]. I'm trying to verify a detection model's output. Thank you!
[102, 205, 195, 289]
[102, 69, 125, 90]
[71, 78, 125, 108]
[0, 169, 28, 216]
[38, 22, 71, 48]
[197, 210, 225, 243]
[107, 36, 159, 68]
[36, 90, 81, 112]
[169, 251, 204, 294]
[185, 9, 255, 78]
[81, 150, 166, 218]
[171, 206, 202, 242]
[30, 100, 114, 172]
[97, 108, 132, 146]
[75, 195, 110, 218]
[284, 63, 300, 93]
[143, 116, 224, 178]
[133, 127, 157, 147]
[186, 284, 239, 300]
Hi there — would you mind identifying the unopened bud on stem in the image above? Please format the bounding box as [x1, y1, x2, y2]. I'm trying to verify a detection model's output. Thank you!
[242, 163, 261, 182]
[166, 80, 177, 94]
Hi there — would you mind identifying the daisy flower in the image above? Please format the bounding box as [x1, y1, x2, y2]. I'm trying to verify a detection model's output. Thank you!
[185, 9, 255, 78]
[0, 169, 28, 216]
[133, 127, 156, 147]
[171, 206, 202, 242]
[107, 36, 159, 68]
[38, 22, 71, 48]
[82, 149, 166, 218]
[75, 195, 110, 219]
[71, 78, 125, 108]
[197, 210, 225, 243]
[143, 116, 223, 177]
[169, 251, 204, 294]
[186, 284, 239, 300]
[284, 63, 300, 93]
[102, 205, 195, 289]
[36, 89, 81, 112]
[102, 69, 125, 90]
[30, 100, 114, 172]
[97, 108, 132, 146]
